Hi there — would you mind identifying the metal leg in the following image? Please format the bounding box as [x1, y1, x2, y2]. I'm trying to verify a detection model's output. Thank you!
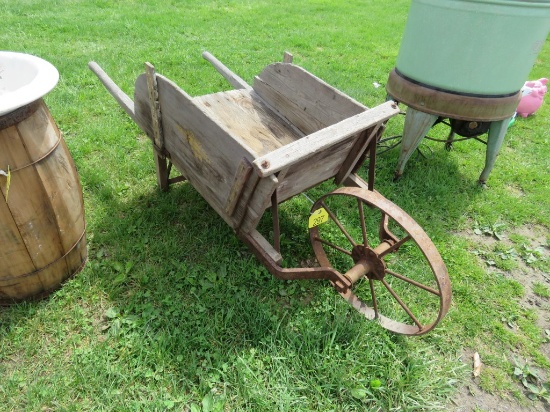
[445, 129, 456, 151]
[395, 107, 438, 180]
[478, 117, 512, 185]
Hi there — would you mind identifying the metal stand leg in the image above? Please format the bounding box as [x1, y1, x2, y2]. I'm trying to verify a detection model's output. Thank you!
[394, 107, 438, 180]
[479, 117, 512, 185]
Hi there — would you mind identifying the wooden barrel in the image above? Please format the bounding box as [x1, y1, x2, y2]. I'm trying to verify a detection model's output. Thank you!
[0, 99, 87, 304]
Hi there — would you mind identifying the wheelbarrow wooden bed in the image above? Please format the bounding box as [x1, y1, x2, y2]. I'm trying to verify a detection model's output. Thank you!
[89, 51, 451, 335]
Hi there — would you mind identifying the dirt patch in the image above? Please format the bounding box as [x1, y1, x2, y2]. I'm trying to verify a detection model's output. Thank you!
[450, 224, 550, 412]
[451, 378, 547, 412]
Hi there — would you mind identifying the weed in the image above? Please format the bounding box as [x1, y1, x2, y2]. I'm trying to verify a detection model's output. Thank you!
[473, 221, 506, 240]
[533, 283, 550, 299]
[513, 358, 550, 402]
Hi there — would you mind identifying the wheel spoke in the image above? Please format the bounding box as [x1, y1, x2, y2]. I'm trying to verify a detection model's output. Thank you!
[378, 234, 412, 258]
[381, 278, 424, 329]
[386, 269, 440, 296]
[369, 279, 379, 319]
[313, 236, 353, 257]
[320, 201, 356, 247]
[357, 199, 368, 246]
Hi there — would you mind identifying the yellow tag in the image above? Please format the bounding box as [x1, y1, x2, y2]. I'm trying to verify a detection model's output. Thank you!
[6, 166, 10, 203]
[308, 207, 329, 228]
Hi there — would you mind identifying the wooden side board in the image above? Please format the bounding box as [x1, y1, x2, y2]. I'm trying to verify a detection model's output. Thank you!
[252, 101, 400, 178]
[133, 74, 290, 232]
[275, 138, 356, 202]
[253, 63, 367, 136]
[134, 74, 258, 229]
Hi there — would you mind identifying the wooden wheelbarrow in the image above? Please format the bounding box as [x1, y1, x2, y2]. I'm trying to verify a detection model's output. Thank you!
[89, 51, 451, 335]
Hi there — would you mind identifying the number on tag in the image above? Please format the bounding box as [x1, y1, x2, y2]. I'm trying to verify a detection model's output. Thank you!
[308, 207, 329, 228]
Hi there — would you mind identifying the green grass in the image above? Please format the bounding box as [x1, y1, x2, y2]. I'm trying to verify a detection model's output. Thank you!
[1, 0, 550, 411]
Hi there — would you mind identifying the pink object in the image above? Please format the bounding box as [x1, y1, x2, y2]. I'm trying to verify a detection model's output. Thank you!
[516, 78, 548, 118]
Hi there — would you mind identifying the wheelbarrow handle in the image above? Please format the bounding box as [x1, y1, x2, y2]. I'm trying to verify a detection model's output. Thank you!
[88, 61, 136, 122]
[201, 51, 252, 91]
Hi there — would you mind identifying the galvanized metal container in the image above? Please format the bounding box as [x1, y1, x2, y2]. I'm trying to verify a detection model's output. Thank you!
[395, 0, 550, 96]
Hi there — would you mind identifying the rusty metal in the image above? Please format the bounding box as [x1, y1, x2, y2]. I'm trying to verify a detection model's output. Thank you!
[386, 69, 521, 121]
[449, 119, 491, 138]
[309, 187, 451, 336]
[238, 229, 352, 294]
[351, 245, 388, 281]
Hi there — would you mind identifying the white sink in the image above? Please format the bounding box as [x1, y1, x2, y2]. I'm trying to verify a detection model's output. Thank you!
[0, 51, 59, 116]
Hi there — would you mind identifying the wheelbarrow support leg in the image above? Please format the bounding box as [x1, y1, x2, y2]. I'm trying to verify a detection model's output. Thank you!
[145, 62, 170, 191]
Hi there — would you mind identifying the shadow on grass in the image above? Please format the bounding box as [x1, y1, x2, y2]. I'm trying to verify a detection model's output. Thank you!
[84, 141, 479, 342]
[0, 142, 483, 410]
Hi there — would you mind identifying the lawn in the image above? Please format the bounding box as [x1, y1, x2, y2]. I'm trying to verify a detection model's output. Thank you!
[1, 0, 549, 411]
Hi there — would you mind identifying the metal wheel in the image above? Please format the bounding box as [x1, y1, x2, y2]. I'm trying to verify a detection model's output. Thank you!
[309, 187, 451, 335]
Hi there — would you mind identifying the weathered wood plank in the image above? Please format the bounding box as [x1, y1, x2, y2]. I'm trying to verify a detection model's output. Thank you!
[334, 124, 381, 185]
[134, 73, 258, 228]
[145, 62, 170, 191]
[193, 89, 301, 157]
[145, 62, 164, 151]
[276, 138, 355, 202]
[253, 63, 367, 136]
[343, 173, 370, 189]
[252, 101, 400, 177]
[225, 158, 253, 217]
[202, 51, 252, 91]
[248, 229, 282, 265]
[283, 52, 293, 64]
[0, 147, 37, 277]
[240, 174, 279, 233]
[231, 170, 260, 229]
[5, 127, 65, 272]
[15, 103, 60, 161]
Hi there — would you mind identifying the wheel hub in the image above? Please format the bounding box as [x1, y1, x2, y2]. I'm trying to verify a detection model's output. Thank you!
[351, 245, 386, 281]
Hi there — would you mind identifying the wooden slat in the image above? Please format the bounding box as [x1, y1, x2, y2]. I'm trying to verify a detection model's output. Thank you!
[14, 102, 59, 162]
[334, 124, 381, 185]
[193, 89, 301, 157]
[276, 138, 355, 202]
[18, 106, 85, 255]
[249, 230, 282, 265]
[145, 62, 164, 151]
[283, 52, 293, 64]
[343, 173, 370, 189]
[240, 174, 279, 233]
[225, 158, 253, 216]
[202, 51, 252, 90]
[145, 62, 170, 190]
[231, 170, 260, 229]
[253, 101, 400, 177]
[2, 132, 65, 272]
[253, 63, 367, 136]
[0, 177, 37, 278]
